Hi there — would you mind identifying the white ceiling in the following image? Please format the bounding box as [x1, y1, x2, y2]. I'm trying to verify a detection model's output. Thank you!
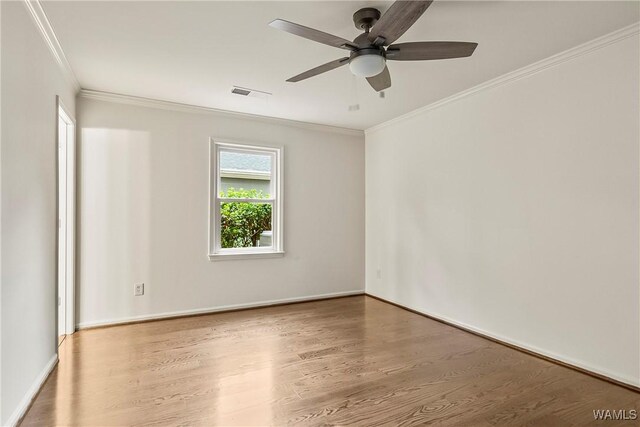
[43, 1, 639, 130]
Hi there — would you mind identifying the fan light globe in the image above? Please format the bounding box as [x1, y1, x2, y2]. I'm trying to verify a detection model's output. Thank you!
[349, 54, 386, 77]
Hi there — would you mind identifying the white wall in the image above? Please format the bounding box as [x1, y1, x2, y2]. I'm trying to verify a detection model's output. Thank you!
[0, 2, 3, 419]
[1, 1, 77, 424]
[76, 96, 364, 327]
[366, 33, 640, 386]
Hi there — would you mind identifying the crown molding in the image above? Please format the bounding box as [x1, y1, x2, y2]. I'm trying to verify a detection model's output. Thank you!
[366, 21, 640, 135]
[22, 0, 81, 93]
[78, 89, 364, 137]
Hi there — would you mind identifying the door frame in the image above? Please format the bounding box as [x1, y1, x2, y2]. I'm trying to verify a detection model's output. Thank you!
[56, 96, 76, 337]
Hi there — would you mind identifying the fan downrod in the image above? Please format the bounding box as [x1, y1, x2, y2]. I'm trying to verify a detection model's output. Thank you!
[353, 8, 381, 31]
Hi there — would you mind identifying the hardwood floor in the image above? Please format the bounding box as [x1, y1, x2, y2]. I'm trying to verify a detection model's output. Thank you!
[21, 296, 639, 426]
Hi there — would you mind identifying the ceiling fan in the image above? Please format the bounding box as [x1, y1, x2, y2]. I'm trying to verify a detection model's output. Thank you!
[269, 0, 478, 92]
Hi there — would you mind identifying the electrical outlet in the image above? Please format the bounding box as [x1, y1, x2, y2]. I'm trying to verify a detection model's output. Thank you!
[376, 268, 382, 279]
[134, 283, 144, 296]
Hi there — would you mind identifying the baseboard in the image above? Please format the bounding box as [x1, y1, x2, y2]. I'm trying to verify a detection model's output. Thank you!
[365, 293, 640, 393]
[4, 354, 58, 427]
[77, 290, 365, 330]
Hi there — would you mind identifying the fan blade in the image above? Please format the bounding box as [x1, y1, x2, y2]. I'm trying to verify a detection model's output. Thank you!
[368, 1, 433, 46]
[287, 57, 350, 82]
[269, 19, 358, 51]
[386, 41, 478, 60]
[366, 66, 391, 92]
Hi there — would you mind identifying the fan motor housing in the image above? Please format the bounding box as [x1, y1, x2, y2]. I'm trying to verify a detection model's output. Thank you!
[353, 8, 380, 30]
[349, 47, 385, 62]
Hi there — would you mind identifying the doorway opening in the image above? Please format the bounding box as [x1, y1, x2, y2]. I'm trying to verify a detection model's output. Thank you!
[57, 97, 76, 346]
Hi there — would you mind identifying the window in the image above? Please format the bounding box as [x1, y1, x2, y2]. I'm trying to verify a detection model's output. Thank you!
[209, 140, 283, 260]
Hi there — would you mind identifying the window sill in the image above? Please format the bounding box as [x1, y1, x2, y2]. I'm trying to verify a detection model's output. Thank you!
[208, 251, 285, 261]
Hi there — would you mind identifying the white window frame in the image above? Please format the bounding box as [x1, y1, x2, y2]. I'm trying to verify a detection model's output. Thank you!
[208, 139, 284, 260]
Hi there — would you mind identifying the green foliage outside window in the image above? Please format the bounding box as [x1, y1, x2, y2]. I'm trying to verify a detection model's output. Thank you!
[220, 188, 272, 248]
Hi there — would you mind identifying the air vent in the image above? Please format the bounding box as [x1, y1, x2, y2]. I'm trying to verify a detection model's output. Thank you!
[231, 86, 272, 100]
[231, 88, 251, 96]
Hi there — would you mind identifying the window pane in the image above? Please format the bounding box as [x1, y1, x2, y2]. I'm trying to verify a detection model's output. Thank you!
[220, 202, 272, 248]
[219, 151, 271, 197]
